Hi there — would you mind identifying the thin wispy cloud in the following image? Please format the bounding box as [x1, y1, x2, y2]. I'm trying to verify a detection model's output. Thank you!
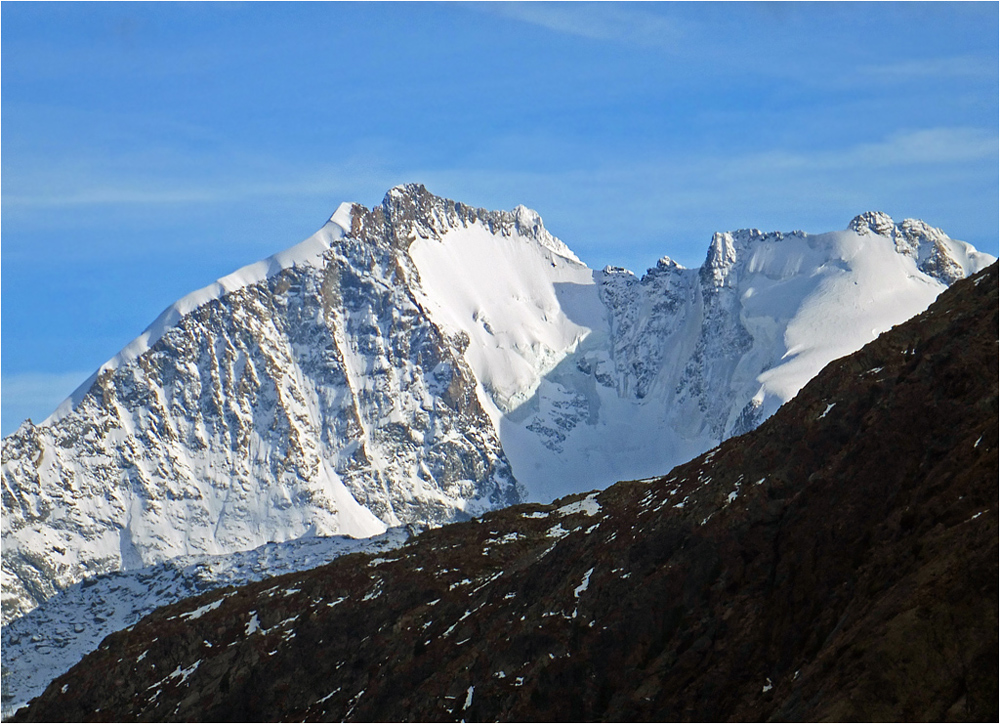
[4, 187, 236, 208]
[3, 178, 342, 209]
[14, 122, 991, 211]
[726, 127, 998, 175]
[845, 127, 998, 167]
[861, 56, 995, 79]
[1, 157, 396, 211]
[4, 125, 992, 258]
[481, 2, 685, 49]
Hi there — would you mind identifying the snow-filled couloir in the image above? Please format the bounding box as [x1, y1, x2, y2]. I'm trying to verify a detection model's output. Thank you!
[2, 185, 994, 624]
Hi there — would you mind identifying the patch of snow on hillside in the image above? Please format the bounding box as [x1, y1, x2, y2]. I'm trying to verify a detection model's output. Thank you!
[0, 526, 414, 718]
[557, 494, 601, 517]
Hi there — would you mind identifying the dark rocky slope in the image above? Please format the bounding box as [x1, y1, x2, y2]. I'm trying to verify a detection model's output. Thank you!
[15, 264, 998, 722]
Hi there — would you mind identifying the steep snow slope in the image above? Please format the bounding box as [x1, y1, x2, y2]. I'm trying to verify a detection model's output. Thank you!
[2, 185, 993, 626]
[412, 210, 991, 502]
[408, 210, 598, 415]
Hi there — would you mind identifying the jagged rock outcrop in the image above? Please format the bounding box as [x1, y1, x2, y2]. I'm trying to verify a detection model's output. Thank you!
[2, 186, 993, 627]
[850, 210, 969, 284]
[16, 263, 997, 723]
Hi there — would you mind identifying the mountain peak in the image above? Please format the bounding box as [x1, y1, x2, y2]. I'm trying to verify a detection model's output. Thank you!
[343, 184, 581, 263]
[847, 210, 992, 285]
[326, 201, 358, 236]
[385, 182, 429, 200]
[849, 210, 896, 237]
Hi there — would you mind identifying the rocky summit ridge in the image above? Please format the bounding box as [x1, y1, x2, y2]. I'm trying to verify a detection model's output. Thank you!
[14, 262, 997, 723]
[2, 184, 994, 631]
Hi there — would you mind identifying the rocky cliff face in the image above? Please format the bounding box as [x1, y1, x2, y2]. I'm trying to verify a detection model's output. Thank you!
[15, 263, 997, 723]
[2, 184, 993, 627]
[1, 187, 530, 623]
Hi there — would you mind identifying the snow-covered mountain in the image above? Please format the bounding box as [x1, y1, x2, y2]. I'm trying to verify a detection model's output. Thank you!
[2, 185, 993, 625]
[14, 262, 997, 722]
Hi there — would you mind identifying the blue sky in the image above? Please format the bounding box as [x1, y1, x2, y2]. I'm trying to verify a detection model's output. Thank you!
[3, 2, 998, 434]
